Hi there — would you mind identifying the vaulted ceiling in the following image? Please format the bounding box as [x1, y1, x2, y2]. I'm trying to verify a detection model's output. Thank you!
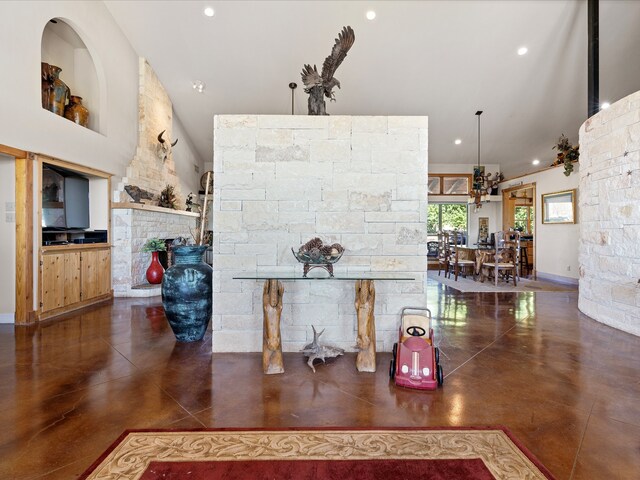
[105, 0, 640, 178]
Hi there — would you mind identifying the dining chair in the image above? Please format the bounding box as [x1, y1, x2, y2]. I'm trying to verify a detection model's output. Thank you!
[437, 232, 451, 277]
[450, 245, 476, 281]
[480, 230, 519, 286]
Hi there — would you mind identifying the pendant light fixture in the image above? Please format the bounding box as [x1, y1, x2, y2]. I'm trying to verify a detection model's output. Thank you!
[469, 110, 488, 211]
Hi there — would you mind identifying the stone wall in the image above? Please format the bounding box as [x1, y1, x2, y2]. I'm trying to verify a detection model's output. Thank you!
[116, 58, 184, 205]
[112, 206, 197, 297]
[578, 90, 640, 336]
[212, 115, 428, 353]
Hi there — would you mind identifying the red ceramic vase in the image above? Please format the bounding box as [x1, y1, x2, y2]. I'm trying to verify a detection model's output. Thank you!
[146, 251, 165, 284]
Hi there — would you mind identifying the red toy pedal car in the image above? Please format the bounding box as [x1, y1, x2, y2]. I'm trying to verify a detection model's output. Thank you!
[389, 306, 443, 390]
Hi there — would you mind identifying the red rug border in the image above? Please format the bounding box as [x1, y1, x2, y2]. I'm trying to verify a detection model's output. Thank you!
[79, 425, 556, 480]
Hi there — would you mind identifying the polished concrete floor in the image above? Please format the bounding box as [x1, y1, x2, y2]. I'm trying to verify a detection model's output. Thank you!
[1, 281, 639, 479]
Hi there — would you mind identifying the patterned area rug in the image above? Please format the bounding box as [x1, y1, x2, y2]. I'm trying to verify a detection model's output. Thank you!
[428, 271, 576, 293]
[80, 427, 555, 480]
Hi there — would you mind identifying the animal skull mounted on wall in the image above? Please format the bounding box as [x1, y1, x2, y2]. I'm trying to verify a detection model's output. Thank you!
[157, 130, 178, 162]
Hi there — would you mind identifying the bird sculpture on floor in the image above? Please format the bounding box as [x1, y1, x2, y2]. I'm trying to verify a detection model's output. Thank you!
[301, 325, 345, 372]
[301, 26, 355, 115]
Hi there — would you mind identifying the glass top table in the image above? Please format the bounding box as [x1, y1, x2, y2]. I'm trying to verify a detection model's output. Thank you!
[233, 272, 417, 374]
[233, 273, 416, 281]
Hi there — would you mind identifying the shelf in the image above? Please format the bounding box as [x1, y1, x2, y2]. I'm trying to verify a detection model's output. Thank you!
[42, 243, 111, 253]
[112, 202, 199, 218]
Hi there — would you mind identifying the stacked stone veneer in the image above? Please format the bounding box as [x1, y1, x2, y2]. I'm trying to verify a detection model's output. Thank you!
[115, 58, 184, 205]
[579, 90, 640, 336]
[112, 207, 197, 297]
[212, 115, 428, 353]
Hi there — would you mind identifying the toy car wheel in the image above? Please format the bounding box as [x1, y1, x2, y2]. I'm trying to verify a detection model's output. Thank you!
[389, 358, 396, 380]
[392, 342, 397, 357]
[437, 364, 444, 386]
[434, 347, 440, 365]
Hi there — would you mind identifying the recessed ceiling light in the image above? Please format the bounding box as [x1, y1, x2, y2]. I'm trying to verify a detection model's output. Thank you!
[192, 81, 206, 93]
[366, 10, 376, 20]
[601, 102, 610, 110]
[517, 47, 528, 56]
[532, 159, 540, 165]
[203, 7, 214, 17]
[454, 139, 462, 145]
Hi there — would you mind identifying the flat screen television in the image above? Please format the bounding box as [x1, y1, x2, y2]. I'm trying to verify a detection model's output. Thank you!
[42, 166, 90, 230]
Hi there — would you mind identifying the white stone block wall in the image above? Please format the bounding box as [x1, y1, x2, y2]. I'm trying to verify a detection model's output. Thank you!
[212, 115, 428, 353]
[114, 59, 185, 205]
[112, 208, 197, 297]
[578, 90, 640, 336]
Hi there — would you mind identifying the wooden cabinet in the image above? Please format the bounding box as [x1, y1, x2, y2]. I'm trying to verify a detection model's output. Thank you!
[41, 251, 80, 312]
[40, 246, 111, 317]
[81, 248, 111, 300]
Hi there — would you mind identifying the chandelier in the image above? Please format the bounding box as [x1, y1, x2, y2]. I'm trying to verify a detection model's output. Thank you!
[468, 110, 502, 211]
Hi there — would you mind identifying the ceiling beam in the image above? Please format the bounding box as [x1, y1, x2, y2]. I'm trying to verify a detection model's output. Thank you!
[588, 0, 599, 118]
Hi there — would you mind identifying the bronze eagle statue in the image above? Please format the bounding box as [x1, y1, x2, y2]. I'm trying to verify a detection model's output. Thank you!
[301, 26, 355, 115]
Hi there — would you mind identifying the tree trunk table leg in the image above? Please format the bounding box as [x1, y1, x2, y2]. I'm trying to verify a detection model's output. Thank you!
[355, 279, 376, 372]
[262, 279, 284, 374]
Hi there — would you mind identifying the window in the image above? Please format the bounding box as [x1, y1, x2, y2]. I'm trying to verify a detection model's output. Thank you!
[427, 203, 468, 238]
[514, 206, 534, 234]
[427, 174, 471, 195]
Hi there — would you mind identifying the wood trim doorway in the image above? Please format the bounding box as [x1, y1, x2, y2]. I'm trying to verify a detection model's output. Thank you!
[1, 144, 35, 324]
[502, 182, 536, 280]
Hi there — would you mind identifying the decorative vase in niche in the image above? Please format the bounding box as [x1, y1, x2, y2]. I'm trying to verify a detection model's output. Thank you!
[146, 251, 164, 284]
[64, 95, 89, 127]
[41, 63, 69, 116]
[161, 245, 212, 342]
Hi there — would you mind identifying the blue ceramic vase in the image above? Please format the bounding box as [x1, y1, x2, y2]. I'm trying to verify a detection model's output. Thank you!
[161, 245, 212, 342]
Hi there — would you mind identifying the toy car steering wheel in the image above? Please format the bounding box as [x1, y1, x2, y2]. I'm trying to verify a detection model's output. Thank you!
[406, 326, 426, 337]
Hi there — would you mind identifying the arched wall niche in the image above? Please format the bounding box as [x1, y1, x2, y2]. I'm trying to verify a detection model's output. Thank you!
[41, 17, 105, 134]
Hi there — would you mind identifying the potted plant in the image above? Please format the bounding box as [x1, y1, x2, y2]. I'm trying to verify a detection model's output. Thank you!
[142, 238, 167, 284]
[552, 134, 579, 176]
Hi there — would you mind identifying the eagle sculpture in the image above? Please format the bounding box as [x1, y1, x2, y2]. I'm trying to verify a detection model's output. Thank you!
[301, 26, 355, 115]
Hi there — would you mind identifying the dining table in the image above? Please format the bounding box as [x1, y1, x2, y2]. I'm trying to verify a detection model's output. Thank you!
[453, 246, 496, 276]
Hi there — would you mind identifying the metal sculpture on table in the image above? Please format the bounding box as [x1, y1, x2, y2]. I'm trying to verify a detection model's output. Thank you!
[301, 325, 344, 372]
[292, 237, 344, 277]
[300, 26, 355, 115]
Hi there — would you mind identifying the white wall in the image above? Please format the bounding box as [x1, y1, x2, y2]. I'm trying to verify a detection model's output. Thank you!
[0, 2, 204, 186]
[429, 163, 501, 245]
[0, 1, 138, 175]
[0, 155, 16, 323]
[88, 177, 109, 230]
[500, 165, 580, 282]
[172, 112, 205, 201]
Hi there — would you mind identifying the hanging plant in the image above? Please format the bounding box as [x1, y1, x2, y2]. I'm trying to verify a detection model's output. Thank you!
[552, 134, 579, 176]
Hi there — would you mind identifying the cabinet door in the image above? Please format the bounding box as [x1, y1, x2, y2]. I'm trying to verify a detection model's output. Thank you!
[64, 252, 81, 305]
[41, 252, 81, 312]
[81, 249, 111, 300]
[41, 254, 65, 312]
